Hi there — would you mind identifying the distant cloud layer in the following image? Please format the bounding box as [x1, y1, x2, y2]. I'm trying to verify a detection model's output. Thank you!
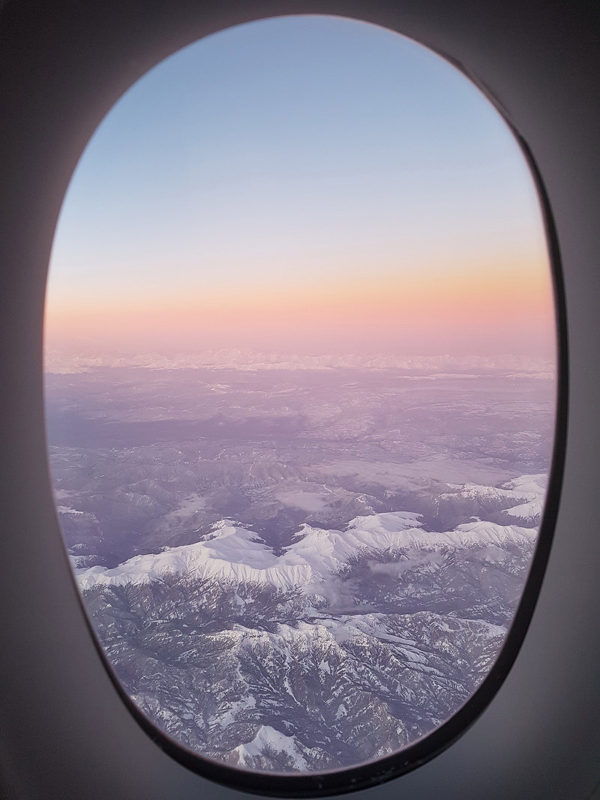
[44, 349, 556, 376]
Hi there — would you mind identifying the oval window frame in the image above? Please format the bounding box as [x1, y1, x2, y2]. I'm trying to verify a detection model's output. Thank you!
[42, 12, 568, 798]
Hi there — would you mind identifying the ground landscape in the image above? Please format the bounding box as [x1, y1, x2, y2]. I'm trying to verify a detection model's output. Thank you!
[45, 353, 555, 772]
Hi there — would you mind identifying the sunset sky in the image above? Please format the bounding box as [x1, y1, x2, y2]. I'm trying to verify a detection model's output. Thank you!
[45, 14, 555, 359]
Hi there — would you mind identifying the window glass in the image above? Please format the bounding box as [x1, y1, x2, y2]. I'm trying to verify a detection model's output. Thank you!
[45, 15, 557, 776]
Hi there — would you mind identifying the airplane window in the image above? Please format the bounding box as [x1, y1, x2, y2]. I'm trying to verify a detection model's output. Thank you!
[43, 14, 558, 786]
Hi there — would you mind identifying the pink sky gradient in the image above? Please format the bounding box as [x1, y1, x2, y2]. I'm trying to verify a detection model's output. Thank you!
[44, 16, 557, 364]
[45, 254, 556, 359]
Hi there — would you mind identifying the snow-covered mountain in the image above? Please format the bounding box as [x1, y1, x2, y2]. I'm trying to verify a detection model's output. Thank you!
[436, 473, 547, 526]
[81, 476, 541, 773]
[78, 511, 535, 593]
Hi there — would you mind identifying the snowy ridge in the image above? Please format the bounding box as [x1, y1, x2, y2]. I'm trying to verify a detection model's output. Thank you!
[77, 509, 535, 593]
[440, 473, 547, 524]
[231, 725, 314, 770]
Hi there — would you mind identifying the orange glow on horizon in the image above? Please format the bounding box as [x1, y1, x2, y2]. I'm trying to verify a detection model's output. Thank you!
[45, 255, 555, 358]
[47, 255, 552, 315]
